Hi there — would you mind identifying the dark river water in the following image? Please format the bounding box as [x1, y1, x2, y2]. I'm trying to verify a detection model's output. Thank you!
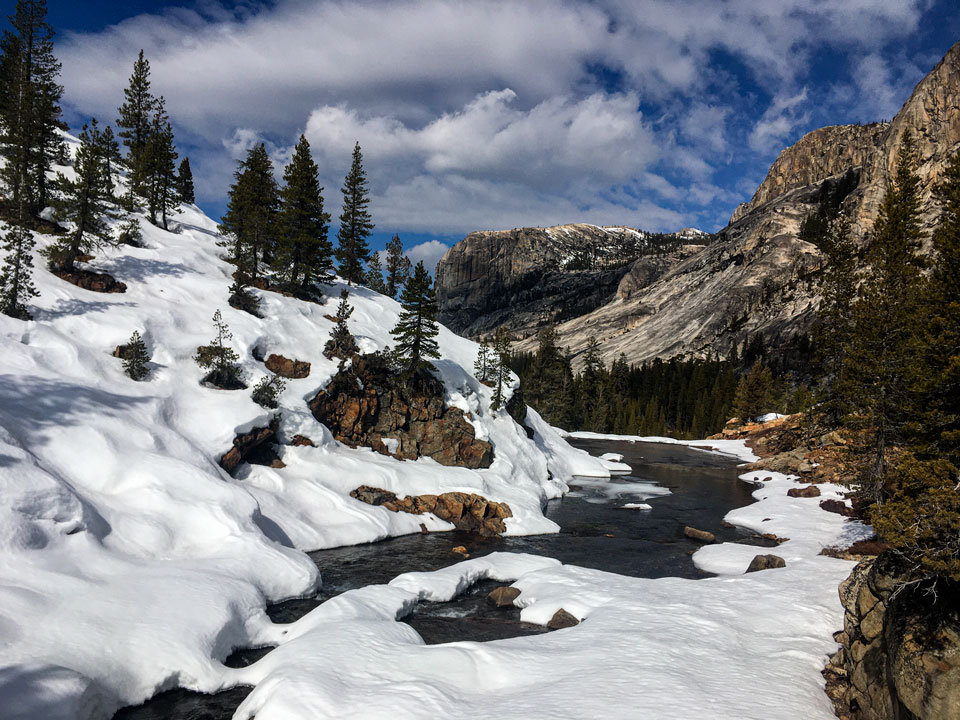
[114, 439, 759, 719]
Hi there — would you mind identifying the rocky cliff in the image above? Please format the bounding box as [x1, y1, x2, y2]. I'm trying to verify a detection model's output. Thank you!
[435, 224, 709, 338]
[437, 40, 960, 369]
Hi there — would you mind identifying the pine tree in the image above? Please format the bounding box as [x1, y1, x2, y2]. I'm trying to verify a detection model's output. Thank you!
[323, 288, 358, 361]
[916, 149, 960, 468]
[96, 125, 122, 190]
[734, 361, 773, 423]
[45, 119, 115, 272]
[274, 135, 332, 293]
[0, 223, 37, 319]
[176, 156, 194, 204]
[390, 260, 440, 373]
[335, 142, 373, 284]
[251, 373, 286, 409]
[384, 234, 411, 298]
[144, 96, 177, 229]
[474, 338, 492, 383]
[580, 337, 605, 429]
[122, 330, 150, 380]
[218, 143, 278, 308]
[812, 215, 858, 426]
[194, 309, 243, 388]
[0, 0, 63, 220]
[490, 326, 512, 410]
[842, 132, 927, 483]
[525, 326, 575, 428]
[116, 50, 154, 194]
[365, 250, 388, 293]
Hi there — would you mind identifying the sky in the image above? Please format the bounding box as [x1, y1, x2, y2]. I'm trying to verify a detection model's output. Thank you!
[36, 0, 960, 268]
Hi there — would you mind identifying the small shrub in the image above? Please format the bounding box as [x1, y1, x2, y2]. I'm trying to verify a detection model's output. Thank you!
[122, 330, 150, 380]
[251, 374, 286, 409]
[117, 218, 144, 247]
[194, 309, 245, 389]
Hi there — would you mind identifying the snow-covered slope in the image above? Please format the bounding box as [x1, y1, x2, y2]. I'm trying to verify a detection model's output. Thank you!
[0, 136, 610, 718]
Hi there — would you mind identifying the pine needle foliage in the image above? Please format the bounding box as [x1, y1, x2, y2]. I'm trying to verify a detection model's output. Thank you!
[365, 251, 388, 294]
[734, 361, 774, 422]
[474, 338, 493, 383]
[194, 309, 244, 389]
[323, 288, 359, 361]
[385, 234, 411, 298]
[0, 0, 63, 218]
[122, 330, 150, 380]
[46, 119, 116, 272]
[144, 96, 178, 229]
[490, 327, 512, 411]
[334, 142, 373, 285]
[390, 260, 440, 374]
[251, 373, 286, 409]
[274, 135, 333, 293]
[0, 222, 37, 319]
[116, 49, 153, 194]
[177, 157, 194, 204]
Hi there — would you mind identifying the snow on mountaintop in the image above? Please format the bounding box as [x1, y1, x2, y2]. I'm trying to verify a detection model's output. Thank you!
[0, 134, 609, 718]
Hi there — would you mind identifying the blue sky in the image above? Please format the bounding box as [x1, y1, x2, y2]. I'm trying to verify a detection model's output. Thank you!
[39, 0, 960, 266]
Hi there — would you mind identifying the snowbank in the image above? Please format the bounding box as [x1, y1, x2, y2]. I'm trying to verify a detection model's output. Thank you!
[223, 471, 871, 720]
[568, 429, 760, 462]
[0, 136, 609, 717]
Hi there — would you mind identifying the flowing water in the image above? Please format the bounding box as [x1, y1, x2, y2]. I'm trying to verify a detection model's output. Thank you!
[114, 439, 762, 718]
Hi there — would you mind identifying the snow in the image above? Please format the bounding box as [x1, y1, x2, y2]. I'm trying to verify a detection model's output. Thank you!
[568, 430, 760, 463]
[758, 412, 787, 423]
[0, 134, 613, 717]
[220, 471, 870, 720]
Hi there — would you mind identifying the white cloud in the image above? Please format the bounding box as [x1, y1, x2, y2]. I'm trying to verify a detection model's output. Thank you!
[748, 89, 810, 154]
[405, 240, 450, 272]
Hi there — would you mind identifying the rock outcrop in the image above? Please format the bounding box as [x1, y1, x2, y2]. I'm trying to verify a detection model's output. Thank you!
[54, 269, 127, 293]
[264, 353, 310, 379]
[826, 555, 960, 720]
[349, 485, 512, 536]
[309, 353, 493, 468]
[438, 41, 960, 369]
[219, 417, 282, 474]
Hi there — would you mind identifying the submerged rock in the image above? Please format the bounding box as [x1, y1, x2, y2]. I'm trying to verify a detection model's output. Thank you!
[488, 586, 521, 608]
[683, 526, 716, 543]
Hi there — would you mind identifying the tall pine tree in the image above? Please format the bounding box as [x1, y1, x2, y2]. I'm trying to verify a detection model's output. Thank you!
[116, 50, 154, 195]
[335, 142, 373, 284]
[390, 260, 439, 374]
[0, 223, 37, 319]
[46, 120, 115, 272]
[0, 0, 63, 220]
[218, 143, 279, 305]
[274, 135, 333, 293]
[177, 156, 194, 204]
[385, 234, 411, 298]
[144, 96, 177, 229]
[365, 251, 388, 293]
[842, 132, 927, 484]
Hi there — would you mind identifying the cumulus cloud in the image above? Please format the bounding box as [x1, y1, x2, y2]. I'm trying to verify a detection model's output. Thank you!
[405, 240, 450, 272]
[53, 0, 935, 234]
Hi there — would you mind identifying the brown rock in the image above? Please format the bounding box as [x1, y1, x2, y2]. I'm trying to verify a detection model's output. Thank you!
[264, 353, 311, 379]
[488, 586, 521, 607]
[451, 545, 469, 556]
[683, 526, 716, 543]
[289, 434, 316, 447]
[219, 417, 281, 475]
[820, 498, 853, 516]
[350, 485, 512, 536]
[547, 609, 580, 630]
[309, 353, 493, 469]
[746, 554, 786, 572]
[787, 485, 821, 498]
[54, 268, 127, 293]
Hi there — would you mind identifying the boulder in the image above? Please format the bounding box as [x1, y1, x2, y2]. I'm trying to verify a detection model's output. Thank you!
[219, 417, 281, 475]
[547, 609, 580, 630]
[684, 526, 716, 543]
[746, 554, 786, 572]
[264, 353, 311, 379]
[349, 485, 512, 537]
[54, 269, 127, 293]
[289, 434, 315, 447]
[820, 498, 853, 516]
[787, 485, 821, 498]
[488, 586, 521, 608]
[310, 353, 493, 468]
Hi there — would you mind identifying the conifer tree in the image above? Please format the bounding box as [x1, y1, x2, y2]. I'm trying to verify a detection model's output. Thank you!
[525, 326, 575, 427]
[323, 288, 358, 361]
[580, 337, 605, 429]
[0, 0, 64, 219]
[335, 142, 373, 284]
[490, 326, 512, 410]
[275, 135, 332, 293]
[116, 50, 154, 194]
[474, 338, 492, 383]
[365, 251, 388, 293]
[812, 215, 858, 426]
[143, 97, 177, 229]
[122, 330, 150, 380]
[46, 120, 115, 272]
[176, 157, 194, 204]
[251, 373, 286, 409]
[390, 260, 440, 373]
[218, 143, 279, 308]
[194, 309, 243, 388]
[385, 234, 411, 298]
[842, 132, 927, 482]
[0, 223, 37, 319]
[916, 149, 960, 467]
[734, 361, 773, 422]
